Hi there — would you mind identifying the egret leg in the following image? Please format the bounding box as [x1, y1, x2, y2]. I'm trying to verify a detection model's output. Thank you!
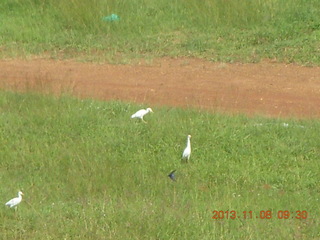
[14, 207, 18, 217]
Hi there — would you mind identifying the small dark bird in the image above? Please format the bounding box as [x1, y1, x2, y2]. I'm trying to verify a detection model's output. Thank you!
[168, 170, 176, 181]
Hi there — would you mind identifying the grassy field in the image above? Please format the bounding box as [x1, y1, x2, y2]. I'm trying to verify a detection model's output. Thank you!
[0, 0, 320, 239]
[0, 90, 319, 239]
[0, 0, 319, 65]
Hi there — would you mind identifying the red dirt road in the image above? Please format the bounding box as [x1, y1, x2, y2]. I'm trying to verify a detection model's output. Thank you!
[0, 58, 319, 118]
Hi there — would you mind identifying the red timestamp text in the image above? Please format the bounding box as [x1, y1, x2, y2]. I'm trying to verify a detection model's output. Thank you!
[212, 210, 308, 220]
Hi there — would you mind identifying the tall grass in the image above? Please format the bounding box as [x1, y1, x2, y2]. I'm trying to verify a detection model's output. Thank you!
[0, 90, 319, 239]
[0, 0, 319, 64]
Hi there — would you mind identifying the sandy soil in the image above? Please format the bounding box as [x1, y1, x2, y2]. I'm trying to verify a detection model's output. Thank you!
[0, 58, 319, 118]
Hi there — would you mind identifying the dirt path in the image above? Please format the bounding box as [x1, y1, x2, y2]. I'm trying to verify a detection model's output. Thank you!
[0, 58, 319, 118]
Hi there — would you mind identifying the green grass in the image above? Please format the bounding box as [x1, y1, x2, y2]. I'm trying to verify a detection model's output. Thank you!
[1, 1, 319, 238]
[0, 90, 319, 239]
[0, 0, 319, 65]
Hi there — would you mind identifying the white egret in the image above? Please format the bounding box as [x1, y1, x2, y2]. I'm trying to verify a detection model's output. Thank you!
[131, 108, 153, 123]
[182, 135, 191, 162]
[5, 191, 24, 208]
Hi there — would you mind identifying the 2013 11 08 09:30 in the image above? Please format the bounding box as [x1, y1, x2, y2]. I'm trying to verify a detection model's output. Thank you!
[212, 210, 308, 220]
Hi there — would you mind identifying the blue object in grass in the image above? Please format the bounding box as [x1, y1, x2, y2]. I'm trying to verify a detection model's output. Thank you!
[102, 14, 120, 22]
[168, 170, 176, 181]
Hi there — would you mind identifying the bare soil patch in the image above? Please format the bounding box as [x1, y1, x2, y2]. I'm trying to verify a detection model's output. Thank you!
[0, 58, 319, 118]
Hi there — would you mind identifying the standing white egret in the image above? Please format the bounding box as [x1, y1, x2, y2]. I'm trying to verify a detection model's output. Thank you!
[5, 191, 24, 208]
[131, 108, 153, 123]
[182, 135, 191, 162]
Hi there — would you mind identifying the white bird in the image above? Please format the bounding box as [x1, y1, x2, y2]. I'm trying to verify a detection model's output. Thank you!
[5, 191, 24, 208]
[182, 135, 192, 162]
[131, 108, 153, 123]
